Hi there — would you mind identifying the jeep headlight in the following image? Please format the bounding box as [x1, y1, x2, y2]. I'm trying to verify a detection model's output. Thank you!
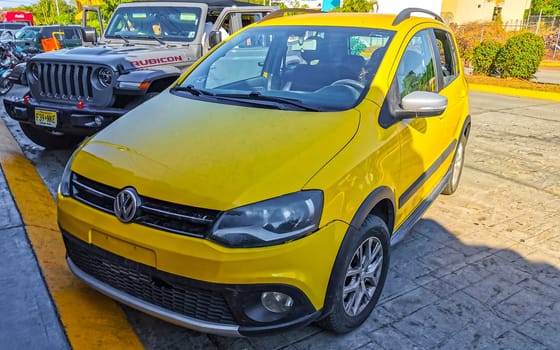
[210, 191, 323, 248]
[97, 67, 114, 87]
[29, 63, 40, 80]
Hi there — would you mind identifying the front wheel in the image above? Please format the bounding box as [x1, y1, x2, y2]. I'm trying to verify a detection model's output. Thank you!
[20, 123, 84, 150]
[319, 215, 390, 334]
[0, 77, 13, 95]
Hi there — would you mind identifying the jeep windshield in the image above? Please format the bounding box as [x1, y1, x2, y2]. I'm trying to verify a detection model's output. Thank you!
[174, 26, 394, 111]
[104, 6, 203, 43]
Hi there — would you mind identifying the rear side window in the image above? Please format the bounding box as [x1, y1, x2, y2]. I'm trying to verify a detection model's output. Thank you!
[433, 29, 459, 87]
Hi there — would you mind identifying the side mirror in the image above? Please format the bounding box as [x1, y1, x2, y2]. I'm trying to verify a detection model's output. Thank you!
[208, 30, 222, 48]
[81, 27, 98, 44]
[395, 91, 448, 120]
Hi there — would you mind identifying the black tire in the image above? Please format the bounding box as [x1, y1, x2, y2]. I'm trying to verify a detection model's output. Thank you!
[319, 215, 390, 334]
[0, 77, 13, 95]
[124, 92, 159, 110]
[442, 133, 467, 195]
[19, 123, 84, 150]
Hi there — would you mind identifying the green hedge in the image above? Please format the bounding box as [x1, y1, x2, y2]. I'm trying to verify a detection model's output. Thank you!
[472, 40, 503, 75]
[495, 32, 545, 79]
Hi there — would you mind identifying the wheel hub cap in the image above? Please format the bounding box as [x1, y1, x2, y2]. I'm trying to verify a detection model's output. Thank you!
[342, 236, 383, 316]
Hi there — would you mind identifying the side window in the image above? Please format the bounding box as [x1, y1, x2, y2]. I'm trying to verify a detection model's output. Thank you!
[63, 28, 77, 40]
[396, 30, 436, 98]
[434, 29, 459, 87]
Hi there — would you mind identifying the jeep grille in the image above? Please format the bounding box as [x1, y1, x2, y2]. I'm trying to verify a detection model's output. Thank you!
[38, 63, 93, 100]
[29, 62, 114, 106]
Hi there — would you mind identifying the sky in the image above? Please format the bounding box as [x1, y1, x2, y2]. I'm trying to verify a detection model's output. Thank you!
[0, 0, 37, 9]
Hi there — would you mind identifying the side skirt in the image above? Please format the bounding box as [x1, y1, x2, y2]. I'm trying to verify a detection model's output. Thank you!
[389, 168, 451, 246]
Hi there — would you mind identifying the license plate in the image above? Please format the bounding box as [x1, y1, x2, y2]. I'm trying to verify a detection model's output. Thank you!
[35, 109, 57, 128]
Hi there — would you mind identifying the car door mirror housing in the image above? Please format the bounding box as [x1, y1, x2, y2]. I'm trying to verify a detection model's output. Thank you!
[82, 27, 97, 43]
[209, 30, 222, 48]
[395, 91, 448, 120]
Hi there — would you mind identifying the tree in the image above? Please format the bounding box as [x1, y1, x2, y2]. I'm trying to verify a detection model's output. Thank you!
[530, 0, 560, 15]
[32, 0, 77, 25]
[331, 0, 375, 13]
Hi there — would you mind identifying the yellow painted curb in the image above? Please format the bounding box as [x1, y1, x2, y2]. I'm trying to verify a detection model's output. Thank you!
[540, 61, 560, 68]
[469, 83, 560, 102]
[0, 119, 143, 350]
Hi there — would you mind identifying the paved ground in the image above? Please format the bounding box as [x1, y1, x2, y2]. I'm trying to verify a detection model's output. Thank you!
[534, 66, 560, 84]
[1, 90, 559, 349]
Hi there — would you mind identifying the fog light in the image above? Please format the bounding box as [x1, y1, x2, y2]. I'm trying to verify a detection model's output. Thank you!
[94, 116, 104, 126]
[261, 292, 294, 313]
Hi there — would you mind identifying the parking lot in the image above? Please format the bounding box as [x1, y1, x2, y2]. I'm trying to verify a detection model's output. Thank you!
[1, 89, 559, 349]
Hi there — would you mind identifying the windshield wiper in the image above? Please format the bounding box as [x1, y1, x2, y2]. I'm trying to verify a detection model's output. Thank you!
[172, 84, 214, 96]
[141, 35, 167, 46]
[115, 34, 132, 46]
[214, 92, 319, 111]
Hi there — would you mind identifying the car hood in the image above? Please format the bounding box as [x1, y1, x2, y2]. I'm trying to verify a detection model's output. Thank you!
[72, 91, 360, 211]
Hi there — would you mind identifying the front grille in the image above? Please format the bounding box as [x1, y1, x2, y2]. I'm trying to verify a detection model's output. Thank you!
[71, 173, 220, 237]
[63, 233, 236, 324]
[35, 62, 94, 101]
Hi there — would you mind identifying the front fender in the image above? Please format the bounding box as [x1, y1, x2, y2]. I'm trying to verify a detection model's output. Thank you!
[8, 62, 27, 85]
[115, 69, 181, 92]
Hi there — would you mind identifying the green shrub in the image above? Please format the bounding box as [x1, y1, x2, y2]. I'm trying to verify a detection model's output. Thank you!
[494, 32, 545, 79]
[472, 40, 503, 75]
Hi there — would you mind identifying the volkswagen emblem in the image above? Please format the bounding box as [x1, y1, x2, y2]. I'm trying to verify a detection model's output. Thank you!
[114, 188, 140, 223]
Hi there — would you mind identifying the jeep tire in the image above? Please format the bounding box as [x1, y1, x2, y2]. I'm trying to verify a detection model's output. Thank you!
[20, 123, 84, 150]
[319, 215, 390, 334]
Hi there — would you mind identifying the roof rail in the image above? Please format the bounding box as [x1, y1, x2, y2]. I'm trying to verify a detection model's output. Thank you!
[392, 7, 443, 26]
[262, 8, 323, 21]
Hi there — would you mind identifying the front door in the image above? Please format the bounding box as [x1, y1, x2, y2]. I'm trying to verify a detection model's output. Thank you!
[393, 28, 459, 225]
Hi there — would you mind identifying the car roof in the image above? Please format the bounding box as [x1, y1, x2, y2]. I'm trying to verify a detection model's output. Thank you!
[0, 22, 26, 29]
[22, 24, 82, 29]
[256, 12, 444, 31]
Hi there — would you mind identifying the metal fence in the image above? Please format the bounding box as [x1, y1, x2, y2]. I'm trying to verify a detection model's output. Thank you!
[454, 15, 560, 59]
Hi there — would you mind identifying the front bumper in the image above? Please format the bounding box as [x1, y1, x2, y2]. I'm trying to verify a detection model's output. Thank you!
[3, 96, 126, 136]
[62, 231, 321, 336]
[58, 196, 349, 336]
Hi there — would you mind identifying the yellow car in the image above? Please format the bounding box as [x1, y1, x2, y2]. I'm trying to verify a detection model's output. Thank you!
[58, 8, 470, 336]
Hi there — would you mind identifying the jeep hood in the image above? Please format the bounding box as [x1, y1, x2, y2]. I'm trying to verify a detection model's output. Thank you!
[32, 45, 197, 69]
[72, 91, 360, 211]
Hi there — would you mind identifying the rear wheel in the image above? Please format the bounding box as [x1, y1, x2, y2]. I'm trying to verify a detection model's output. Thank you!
[319, 215, 390, 334]
[19, 123, 84, 150]
[442, 133, 467, 195]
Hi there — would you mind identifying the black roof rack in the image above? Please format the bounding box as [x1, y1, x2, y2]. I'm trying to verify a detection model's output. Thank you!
[392, 7, 443, 26]
[132, 0, 257, 6]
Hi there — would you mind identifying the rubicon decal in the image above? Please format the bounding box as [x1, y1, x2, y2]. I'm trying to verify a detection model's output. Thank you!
[131, 56, 184, 67]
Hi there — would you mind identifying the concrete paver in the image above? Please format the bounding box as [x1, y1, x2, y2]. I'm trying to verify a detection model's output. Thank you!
[0, 90, 559, 349]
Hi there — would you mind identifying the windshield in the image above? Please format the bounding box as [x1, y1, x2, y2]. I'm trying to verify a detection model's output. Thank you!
[15, 27, 39, 40]
[176, 26, 394, 111]
[105, 6, 202, 42]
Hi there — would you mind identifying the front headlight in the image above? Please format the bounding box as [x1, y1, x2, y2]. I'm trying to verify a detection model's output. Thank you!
[29, 62, 40, 80]
[58, 147, 82, 197]
[97, 67, 114, 87]
[210, 191, 323, 248]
